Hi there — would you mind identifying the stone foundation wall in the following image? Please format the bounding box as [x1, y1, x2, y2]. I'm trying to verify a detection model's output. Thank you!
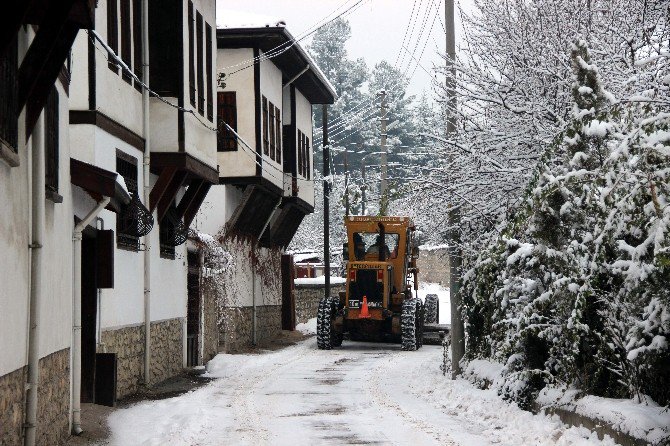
[36, 348, 70, 446]
[418, 248, 450, 285]
[219, 305, 281, 352]
[149, 318, 184, 385]
[0, 366, 25, 446]
[294, 283, 346, 324]
[202, 290, 219, 364]
[100, 324, 145, 399]
[0, 349, 70, 446]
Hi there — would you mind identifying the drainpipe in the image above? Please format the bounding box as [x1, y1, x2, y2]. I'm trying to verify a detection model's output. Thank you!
[252, 197, 282, 346]
[72, 197, 110, 435]
[141, 0, 152, 386]
[24, 113, 45, 446]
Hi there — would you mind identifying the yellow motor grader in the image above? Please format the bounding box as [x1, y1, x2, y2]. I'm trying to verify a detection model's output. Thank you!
[317, 216, 425, 350]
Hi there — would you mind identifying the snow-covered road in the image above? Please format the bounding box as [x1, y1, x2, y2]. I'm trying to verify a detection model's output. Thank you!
[107, 338, 615, 446]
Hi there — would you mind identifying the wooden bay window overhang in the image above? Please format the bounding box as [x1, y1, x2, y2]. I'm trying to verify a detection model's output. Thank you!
[217, 26, 336, 246]
[71, 158, 132, 214]
[2, 0, 95, 139]
[149, 152, 218, 232]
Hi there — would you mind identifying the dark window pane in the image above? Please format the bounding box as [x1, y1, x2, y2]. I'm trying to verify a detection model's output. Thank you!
[45, 87, 59, 193]
[116, 155, 140, 251]
[262, 96, 269, 155]
[0, 38, 18, 151]
[217, 91, 237, 151]
[107, 0, 119, 73]
[120, 0, 132, 84]
[206, 24, 213, 121]
[188, 1, 195, 107]
[132, 0, 142, 91]
[196, 12, 204, 115]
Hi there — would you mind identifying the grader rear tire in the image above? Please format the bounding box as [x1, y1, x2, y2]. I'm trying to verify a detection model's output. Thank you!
[317, 297, 341, 350]
[424, 294, 439, 324]
[401, 299, 418, 351]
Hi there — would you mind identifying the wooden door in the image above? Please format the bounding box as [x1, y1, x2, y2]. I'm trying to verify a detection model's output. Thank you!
[281, 254, 296, 330]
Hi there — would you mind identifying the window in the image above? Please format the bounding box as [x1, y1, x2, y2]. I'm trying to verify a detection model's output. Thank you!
[262, 96, 269, 155]
[116, 153, 140, 251]
[206, 24, 213, 121]
[217, 92, 237, 151]
[0, 38, 18, 152]
[296, 131, 311, 179]
[107, 0, 119, 73]
[188, 1, 195, 107]
[132, 0, 142, 91]
[305, 135, 310, 179]
[196, 12, 204, 115]
[269, 102, 275, 160]
[45, 87, 59, 195]
[297, 130, 304, 177]
[274, 105, 281, 164]
[120, 0, 132, 84]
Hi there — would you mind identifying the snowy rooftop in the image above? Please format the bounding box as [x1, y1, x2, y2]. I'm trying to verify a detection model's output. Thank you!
[215, 8, 337, 104]
[216, 8, 285, 30]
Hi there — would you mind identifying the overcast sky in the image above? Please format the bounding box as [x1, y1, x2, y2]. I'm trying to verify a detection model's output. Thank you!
[218, 0, 474, 99]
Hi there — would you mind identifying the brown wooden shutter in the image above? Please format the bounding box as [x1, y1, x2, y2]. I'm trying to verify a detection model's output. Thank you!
[205, 23, 213, 121]
[188, 1, 195, 107]
[306, 136, 310, 180]
[120, 0, 132, 83]
[0, 38, 18, 151]
[107, 0, 119, 73]
[275, 107, 281, 164]
[297, 130, 303, 177]
[132, 0, 142, 91]
[45, 87, 59, 193]
[196, 12, 204, 115]
[217, 91, 237, 151]
[269, 102, 275, 161]
[96, 229, 115, 288]
[262, 96, 269, 155]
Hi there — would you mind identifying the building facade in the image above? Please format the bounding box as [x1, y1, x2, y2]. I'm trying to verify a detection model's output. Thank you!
[195, 23, 336, 351]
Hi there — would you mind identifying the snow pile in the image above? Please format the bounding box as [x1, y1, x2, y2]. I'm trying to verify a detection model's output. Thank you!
[216, 8, 284, 29]
[418, 244, 449, 252]
[294, 276, 346, 286]
[295, 317, 317, 335]
[537, 388, 670, 445]
[463, 359, 504, 389]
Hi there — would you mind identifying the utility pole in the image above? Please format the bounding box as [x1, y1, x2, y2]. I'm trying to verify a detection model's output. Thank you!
[446, 0, 464, 378]
[322, 105, 330, 299]
[359, 143, 366, 216]
[344, 145, 349, 217]
[378, 90, 388, 215]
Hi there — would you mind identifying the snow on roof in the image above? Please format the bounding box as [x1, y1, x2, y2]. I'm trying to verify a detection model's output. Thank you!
[216, 8, 337, 102]
[217, 8, 285, 30]
[293, 252, 321, 263]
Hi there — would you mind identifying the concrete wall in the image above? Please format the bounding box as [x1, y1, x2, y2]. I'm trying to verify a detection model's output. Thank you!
[294, 283, 346, 324]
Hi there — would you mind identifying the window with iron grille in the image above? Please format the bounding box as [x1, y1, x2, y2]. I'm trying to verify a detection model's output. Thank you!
[196, 12, 204, 115]
[217, 92, 237, 151]
[274, 106, 281, 164]
[262, 96, 269, 155]
[107, 0, 119, 73]
[188, 1, 196, 107]
[45, 87, 59, 194]
[0, 38, 18, 152]
[205, 24, 213, 121]
[116, 154, 140, 251]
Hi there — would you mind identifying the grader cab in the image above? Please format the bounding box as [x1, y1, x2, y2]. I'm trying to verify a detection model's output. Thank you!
[316, 216, 425, 350]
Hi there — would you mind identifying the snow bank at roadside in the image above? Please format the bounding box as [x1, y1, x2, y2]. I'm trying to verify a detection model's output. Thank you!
[295, 317, 317, 335]
[538, 388, 670, 445]
[461, 357, 670, 445]
[294, 276, 346, 285]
